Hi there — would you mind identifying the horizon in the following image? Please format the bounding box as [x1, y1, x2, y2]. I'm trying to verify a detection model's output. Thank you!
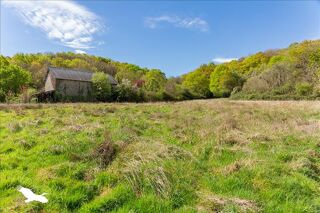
[1, 1, 319, 77]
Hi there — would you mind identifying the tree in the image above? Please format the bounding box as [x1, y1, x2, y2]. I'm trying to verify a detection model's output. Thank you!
[0, 64, 31, 95]
[182, 63, 215, 98]
[209, 64, 243, 97]
[268, 55, 287, 66]
[143, 69, 166, 92]
[115, 65, 144, 83]
[69, 58, 91, 70]
[92, 72, 112, 101]
[238, 52, 270, 74]
[0, 55, 9, 67]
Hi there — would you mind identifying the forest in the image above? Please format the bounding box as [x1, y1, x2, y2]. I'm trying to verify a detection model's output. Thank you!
[0, 39, 319, 102]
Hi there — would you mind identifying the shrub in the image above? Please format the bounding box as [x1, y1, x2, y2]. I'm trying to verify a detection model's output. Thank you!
[295, 82, 313, 96]
[164, 78, 185, 101]
[242, 62, 294, 94]
[92, 72, 112, 101]
[0, 89, 5, 102]
[144, 91, 164, 102]
[0, 64, 31, 95]
[20, 87, 37, 103]
[92, 139, 118, 168]
[115, 79, 143, 102]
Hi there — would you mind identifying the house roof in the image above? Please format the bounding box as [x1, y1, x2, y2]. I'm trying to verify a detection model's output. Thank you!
[48, 67, 117, 84]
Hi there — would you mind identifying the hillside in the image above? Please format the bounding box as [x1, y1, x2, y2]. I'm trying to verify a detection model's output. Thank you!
[0, 100, 319, 212]
[182, 40, 320, 99]
[1, 40, 320, 102]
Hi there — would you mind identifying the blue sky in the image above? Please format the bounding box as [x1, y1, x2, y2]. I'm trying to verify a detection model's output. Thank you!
[1, 1, 319, 76]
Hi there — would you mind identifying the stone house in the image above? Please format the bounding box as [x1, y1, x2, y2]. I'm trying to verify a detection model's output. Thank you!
[39, 67, 117, 101]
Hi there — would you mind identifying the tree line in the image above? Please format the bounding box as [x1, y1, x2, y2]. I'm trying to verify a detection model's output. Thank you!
[0, 40, 319, 102]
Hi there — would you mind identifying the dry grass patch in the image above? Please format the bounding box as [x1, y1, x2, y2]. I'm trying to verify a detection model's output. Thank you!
[111, 141, 194, 197]
[197, 192, 259, 212]
[221, 159, 258, 175]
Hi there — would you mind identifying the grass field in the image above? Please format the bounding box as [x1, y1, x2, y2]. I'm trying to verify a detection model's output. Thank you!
[0, 100, 319, 212]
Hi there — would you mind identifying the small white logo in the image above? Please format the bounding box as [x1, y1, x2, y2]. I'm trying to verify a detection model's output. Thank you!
[17, 186, 48, 203]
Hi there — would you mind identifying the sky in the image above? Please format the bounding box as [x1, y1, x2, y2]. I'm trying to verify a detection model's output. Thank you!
[1, 1, 319, 77]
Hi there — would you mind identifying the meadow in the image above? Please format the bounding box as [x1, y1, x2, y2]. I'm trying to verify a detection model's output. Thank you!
[0, 100, 319, 212]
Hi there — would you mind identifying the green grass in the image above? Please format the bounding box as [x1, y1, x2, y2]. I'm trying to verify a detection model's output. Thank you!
[0, 100, 319, 212]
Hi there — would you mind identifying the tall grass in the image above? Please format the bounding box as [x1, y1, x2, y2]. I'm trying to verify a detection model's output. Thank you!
[0, 100, 319, 212]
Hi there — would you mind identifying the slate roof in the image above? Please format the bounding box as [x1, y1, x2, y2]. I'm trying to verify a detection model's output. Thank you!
[48, 67, 117, 84]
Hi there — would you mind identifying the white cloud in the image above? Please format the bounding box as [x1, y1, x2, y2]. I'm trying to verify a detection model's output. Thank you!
[3, 0, 102, 49]
[212, 57, 238, 64]
[145, 15, 209, 32]
[75, 49, 86, 54]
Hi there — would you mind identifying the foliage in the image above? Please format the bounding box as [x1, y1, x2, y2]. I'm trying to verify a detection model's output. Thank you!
[1, 39, 320, 101]
[0, 89, 5, 102]
[143, 69, 166, 92]
[268, 55, 287, 66]
[20, 87, 37, 103]
[209, 64, 243, 97]
[115, 64, 146, 83]
[92, 72, 112, 101]
[164, 77, 190, 101]
[0, 64, 31, 95]
[237, 52, 270, 74]
[242, 62, 294, 94]
[232, 40, 320, 99]
[182, 63, 215, 98]
[295, 82, 313, 96]
[0, 55, 10, 67]
[115, 79, 143, 102]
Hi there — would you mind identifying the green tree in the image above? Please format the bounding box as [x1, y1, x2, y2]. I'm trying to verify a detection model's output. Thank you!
[69, 58, 91, 70]
[0, 64, 31, 95]
[92, 72, 112, 101]
[238, 52, 270, 74]
[143, 69, 166, 92]
[210, 64, 243, 97]
[182, 63, 215, 98]
[115, 65, 144, 83]
[0, 55, 9, 67]
[268, 55, 287, 66]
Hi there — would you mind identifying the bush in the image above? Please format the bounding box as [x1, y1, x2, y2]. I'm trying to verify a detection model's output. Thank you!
[92, 72, 112, 101]
[20, 87, 37, 103]
[0, 89, 5, 102]
[144, 91, 164, 102]
[115, 79, 143, 102]
[0, 64, 31, 95]
[242, 62, 294, 94]
[92, 139, 118, 168]
[295, 82, 313, 96]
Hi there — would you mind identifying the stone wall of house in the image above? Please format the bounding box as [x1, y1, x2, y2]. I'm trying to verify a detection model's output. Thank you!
[44, 73, 55, 91]
[56, 79, 93, 97]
